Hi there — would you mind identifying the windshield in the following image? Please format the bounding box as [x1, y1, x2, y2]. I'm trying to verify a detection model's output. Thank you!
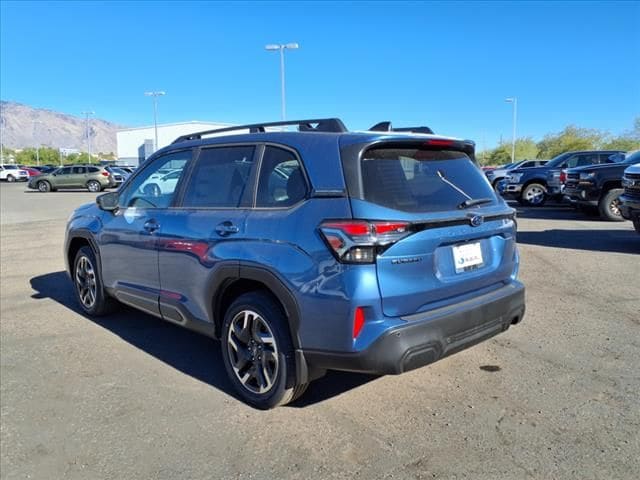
[361, 148, 497, 213]
[545, 152, 574, 168]
[622, 151, 640, 164]
[4, 165, 18, 170]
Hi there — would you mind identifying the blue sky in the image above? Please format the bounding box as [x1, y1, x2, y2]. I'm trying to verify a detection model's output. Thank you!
[1, 1, 639, 149]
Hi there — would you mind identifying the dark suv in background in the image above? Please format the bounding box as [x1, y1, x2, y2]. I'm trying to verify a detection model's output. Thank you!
[564, 150, 639, 221]
[64, 118, 525, 408]
[503, 150, 624, 206]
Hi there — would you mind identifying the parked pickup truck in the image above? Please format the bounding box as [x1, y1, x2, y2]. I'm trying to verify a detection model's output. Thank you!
[620, 161, 640, 233]
[503, 150, 624, 206]
[564, 150, 639, 221]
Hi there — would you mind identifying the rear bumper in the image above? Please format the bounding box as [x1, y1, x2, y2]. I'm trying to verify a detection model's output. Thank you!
[304, 281, 525, 375]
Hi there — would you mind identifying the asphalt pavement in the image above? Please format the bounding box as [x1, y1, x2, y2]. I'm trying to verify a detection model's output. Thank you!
[1, 182, 638, 479]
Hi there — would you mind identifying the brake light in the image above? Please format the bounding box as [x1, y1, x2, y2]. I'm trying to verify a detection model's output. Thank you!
[353, 307, 365, 339]
[425, 139, 454, 147]
[319, 220, 411, 263]
[559, 170, 567, 184]
[101, 171, 110, 177]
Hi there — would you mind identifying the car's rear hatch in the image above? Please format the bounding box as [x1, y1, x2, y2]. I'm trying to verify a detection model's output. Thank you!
[341, 139, 518, 317]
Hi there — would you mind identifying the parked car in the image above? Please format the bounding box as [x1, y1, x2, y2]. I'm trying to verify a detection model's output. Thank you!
[563, 150, 640, 221]
[0, 164, 29, 182]
[19, 166, 42, 178]
[486, 159, 548, 191]
[620, 162, 640, 233]
[27, 165, 116, 192]
[503, 150, 624, 206]
[105, 166, 131, 187]
[64, 118, 525, 408]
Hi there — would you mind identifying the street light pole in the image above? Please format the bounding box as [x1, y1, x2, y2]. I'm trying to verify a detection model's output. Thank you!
[144, 91, 165, 152]
[32, 120, 43, 166]
[81, 111, 94, 163]
[265, 43, 299, 121]
[505, 97, 517, 162]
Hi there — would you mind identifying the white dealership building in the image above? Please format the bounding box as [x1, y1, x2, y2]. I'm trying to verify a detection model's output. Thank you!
[116, 121, 235, 166]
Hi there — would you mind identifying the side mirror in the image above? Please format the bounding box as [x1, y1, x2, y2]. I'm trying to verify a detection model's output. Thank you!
[96, 191, 119, 212]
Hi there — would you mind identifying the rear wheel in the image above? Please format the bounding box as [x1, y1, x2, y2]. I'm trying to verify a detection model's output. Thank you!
[521, 183, 547, 206]
[598, 188, 624, 222]
[633, 216, 640, 234]
[37, 180, 51, 192]
[221, 292, 307, 409]
[87, 180, 102, 192]
[6, 174, 16, 183]
[73, 246, 118, 316]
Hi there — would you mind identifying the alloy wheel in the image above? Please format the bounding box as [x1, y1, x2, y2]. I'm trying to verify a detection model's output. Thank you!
[525, 186, 544, 205]
[75, 256, 97, 309]
[88, 181, 100, 192]
[609, 198, 621, 217]
[226, 310, 279, 394]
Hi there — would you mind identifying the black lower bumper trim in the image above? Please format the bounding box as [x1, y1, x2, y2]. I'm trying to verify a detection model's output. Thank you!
[304, 282, 525, 375]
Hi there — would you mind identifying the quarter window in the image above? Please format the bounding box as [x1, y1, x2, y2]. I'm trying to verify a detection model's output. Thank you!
[120, 151, 191, 209]
[256, 147, 307, 207]
[182, 146, 255, 208]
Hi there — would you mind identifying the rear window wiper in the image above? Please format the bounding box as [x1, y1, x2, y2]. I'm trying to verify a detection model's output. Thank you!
[458, 197, 493, 209]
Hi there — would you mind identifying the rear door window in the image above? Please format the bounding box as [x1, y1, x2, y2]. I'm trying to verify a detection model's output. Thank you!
[72, 166, 86, 174]
[182, 146, 256, 208]
[256, 146, 307, 207]
[361, 147, 496, 213]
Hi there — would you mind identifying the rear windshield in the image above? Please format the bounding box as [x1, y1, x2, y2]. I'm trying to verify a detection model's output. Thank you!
[361, 148, 497, 212]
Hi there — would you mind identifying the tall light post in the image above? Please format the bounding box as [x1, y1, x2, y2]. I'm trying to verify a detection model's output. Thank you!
[265, 43, 299, 121]
[144, 91, 165, 152]
[81, 111, 95, 163]
[32, 120, 44, 166]
[505, 97, 517, 162]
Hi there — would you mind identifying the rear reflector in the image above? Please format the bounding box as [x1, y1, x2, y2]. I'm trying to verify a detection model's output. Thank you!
[353, 307, 365, 339]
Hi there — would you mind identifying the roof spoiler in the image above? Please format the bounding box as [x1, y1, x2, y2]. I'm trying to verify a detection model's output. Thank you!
[368, 121, 434, 135]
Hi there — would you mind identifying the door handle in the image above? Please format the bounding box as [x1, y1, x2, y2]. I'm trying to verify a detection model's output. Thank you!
[215, 221, 239, 236]
[143, 219, 160, 233]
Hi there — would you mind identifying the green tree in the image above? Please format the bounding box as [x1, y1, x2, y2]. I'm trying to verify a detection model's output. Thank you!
[602, 117, 640, 151]
[536, 126, 605, 159]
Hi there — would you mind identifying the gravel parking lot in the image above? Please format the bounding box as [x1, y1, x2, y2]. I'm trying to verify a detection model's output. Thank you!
[1, 182, 638, 480]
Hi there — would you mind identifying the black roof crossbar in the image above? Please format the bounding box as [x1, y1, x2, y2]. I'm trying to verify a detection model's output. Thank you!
[172, 118, 348, 144]
[369, 121, 434, 135]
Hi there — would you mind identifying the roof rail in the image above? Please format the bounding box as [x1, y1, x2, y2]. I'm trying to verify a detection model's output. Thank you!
[369, 121, 434, 135]
[172, 118, 348, 144]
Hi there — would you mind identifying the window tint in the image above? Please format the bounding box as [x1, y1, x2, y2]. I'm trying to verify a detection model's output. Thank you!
[576, 154, 599, 167]
[256, 147, 307, 207]
[88, 167, 100, 172]
[599, 153, 616, 163]
[121, 150, 191, 209]
[520, 161, 535, 168]
[59, 167, 73, 175]
[72, 166, 86, 174]
[361, 148, 497, 213]
[182, 146, 255, 208]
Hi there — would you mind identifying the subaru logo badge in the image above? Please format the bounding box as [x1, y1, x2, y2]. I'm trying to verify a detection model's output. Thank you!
[470, 215, 483, 227]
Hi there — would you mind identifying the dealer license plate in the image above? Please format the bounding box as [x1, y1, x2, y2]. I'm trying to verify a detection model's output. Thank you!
[452, 242, 484, 273]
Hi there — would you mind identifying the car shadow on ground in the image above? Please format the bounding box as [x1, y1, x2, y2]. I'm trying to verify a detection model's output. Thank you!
[517, 228, 639, 254]
[29, 271, 377, 408]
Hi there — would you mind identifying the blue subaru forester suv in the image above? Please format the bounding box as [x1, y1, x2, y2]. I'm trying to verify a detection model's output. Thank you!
[65, 118, 525, 408]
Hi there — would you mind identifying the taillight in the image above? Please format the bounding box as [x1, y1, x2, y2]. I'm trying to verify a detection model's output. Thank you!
[424, 139, 454, 147]
[319, 220, 411, 263]
[101, 171, 110, 177]
[559, 170, 567, 184]
[353, 307, 365, 339]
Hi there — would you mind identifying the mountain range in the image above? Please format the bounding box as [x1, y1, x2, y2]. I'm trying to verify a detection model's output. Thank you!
[0, 101, 124, 154]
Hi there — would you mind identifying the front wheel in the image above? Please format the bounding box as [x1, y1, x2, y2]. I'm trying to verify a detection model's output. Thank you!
[37, 180, 52, 192]
[221, 292, 307, 409]
[73, 246, 118, 316]
[521, 183, 547, 207]
[6, 174, 16, 183]
[87, 180, 102, 192]
[598, 189, 625, 222]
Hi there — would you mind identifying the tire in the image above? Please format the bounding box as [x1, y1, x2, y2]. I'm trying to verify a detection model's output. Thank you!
[87, 180, 102, 193]
[72, 246, 118, 316]
[221, 291, 306, 409]
[492, 178, 503, 192]
[633, 217, 640, 234]
[520, 183, 547, 206]
[37, 180, 52, 192]
[6, 174, 16, 183]
[598, 188, 625, 222]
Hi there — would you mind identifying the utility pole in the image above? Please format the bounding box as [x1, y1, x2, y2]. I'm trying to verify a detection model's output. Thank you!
[81, 111, 95, 163]
[32, 120, 43, 166]
[505, 97, 518, 162]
